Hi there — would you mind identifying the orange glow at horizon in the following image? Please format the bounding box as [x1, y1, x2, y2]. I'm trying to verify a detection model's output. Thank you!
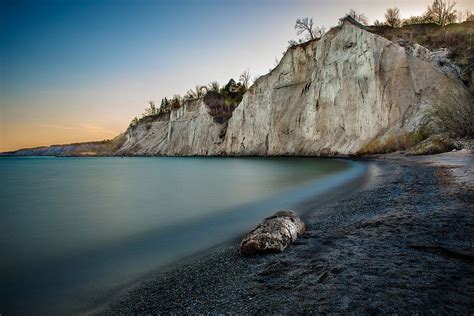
[0, 120, 125, 152]
[2, 0, 472, 152]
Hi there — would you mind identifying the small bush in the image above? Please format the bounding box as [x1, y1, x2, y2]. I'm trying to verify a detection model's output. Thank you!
[424, 101, 474, 138]
[203, 79, 246, 124]
[367, 21, 474, 85]
[132, 76, 248, 128]
[405, 135, 453, 155]
[203, 91, 230, 124]
[357, 129, 430, 155]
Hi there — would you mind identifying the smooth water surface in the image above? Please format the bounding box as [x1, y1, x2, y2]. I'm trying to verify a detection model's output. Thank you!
[0, 157, 364, 314]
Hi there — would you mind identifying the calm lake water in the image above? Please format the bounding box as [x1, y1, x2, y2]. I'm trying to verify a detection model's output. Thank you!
[0, 157, 365, 314]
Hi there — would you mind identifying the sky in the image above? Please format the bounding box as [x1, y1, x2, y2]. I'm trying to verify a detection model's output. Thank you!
[1, 0, 472, 151]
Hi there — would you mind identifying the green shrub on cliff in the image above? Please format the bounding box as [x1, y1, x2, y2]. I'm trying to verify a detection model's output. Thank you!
[129, 117, 139, 128]
[203, 78, 246, 124]
[133, 71, 250, 128]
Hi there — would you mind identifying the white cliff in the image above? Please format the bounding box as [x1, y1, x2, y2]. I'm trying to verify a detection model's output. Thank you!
[18, 18, 470, 157]
[117, 99, 224, 156]
[223, 19, 472, 155]
[10, 18, 474, 156]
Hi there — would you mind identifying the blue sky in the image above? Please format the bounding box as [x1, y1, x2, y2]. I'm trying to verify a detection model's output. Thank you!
[1, 0, 472, 151]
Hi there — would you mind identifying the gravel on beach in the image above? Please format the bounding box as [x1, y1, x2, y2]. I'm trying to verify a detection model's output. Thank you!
[102, 156, 474, 314]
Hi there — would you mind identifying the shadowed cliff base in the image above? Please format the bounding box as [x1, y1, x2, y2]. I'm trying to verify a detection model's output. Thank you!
[101, 153, 473, 314]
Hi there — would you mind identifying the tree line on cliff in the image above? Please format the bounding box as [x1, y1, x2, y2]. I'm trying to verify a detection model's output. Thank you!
[131, 0, 472, 141]
[289, 0, 472, 45]
[129, 69, 252, 128]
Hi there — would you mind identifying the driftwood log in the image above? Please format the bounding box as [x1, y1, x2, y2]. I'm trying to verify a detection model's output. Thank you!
[239, 210, 305, 256]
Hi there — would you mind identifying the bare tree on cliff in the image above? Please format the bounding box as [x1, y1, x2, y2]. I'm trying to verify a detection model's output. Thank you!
[373, 19, 385, 26]
[457, 10, 473, 22]
[385, 7, 402, 27]
[151, 101, 157, 114]
[403, 15, 426, 25]
[344, 9, 369, 25]
[295, 18, 325, 40]
[239, 69, 252, 89]
[208, 81, 220, 93]
[467, 12, 474, 22]
[424, 0, 457, 26]
[144, 100, 157, 116]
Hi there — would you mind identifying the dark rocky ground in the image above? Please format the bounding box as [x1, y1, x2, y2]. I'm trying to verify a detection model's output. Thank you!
[102, 159, 474, 314]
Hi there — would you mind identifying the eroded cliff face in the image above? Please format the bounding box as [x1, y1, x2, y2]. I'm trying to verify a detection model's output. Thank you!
[117, 99, 224, 156]
[16, 19, 469, 157]
[223, 19, 472, 155]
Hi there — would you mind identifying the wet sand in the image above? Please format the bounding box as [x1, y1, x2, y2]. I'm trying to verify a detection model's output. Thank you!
[101, 154, 474, 314]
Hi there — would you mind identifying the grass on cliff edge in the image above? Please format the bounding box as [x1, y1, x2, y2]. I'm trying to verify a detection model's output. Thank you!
[357, 129, 431, 155]
[292, 21, 473, 87]
[367, 21, 474, 87]
[367, 21, 473, 65]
